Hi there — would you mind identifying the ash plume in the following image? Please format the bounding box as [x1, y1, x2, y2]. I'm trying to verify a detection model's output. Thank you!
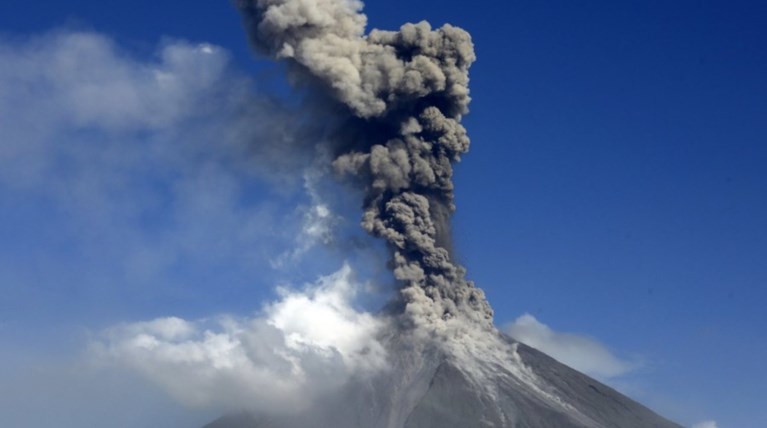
[63, 3, 685, 426]
[236, 0, 494, 330]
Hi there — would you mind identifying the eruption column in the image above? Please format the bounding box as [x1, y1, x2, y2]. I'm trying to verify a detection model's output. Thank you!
[237, 0, 493, 329]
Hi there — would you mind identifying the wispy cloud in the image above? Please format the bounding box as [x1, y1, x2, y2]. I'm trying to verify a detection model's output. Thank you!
[504, 314, 639, 380]
[270, 165, 341, 269]
[691, 421, 718, 428]
[0, 30, 326, 319]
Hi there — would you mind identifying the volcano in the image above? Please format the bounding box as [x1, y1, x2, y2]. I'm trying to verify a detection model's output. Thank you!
[202, 333, 681, 428]
[193, 1, 690, 427]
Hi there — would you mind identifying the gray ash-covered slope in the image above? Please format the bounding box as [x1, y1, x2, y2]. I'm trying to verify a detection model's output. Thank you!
[407, 342, 681, 428]
[203, 334, 682, 428]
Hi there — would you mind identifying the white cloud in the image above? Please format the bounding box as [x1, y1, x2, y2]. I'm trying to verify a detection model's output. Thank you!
[93, 264, 387, 415]
[504, 314, 638, 380]
[691, 421, 718, 428]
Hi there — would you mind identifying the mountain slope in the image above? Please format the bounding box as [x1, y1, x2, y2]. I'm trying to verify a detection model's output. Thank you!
[203, 335, 682, 428]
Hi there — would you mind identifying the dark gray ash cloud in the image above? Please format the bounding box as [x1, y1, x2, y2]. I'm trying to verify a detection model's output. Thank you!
[236, 0, 493, 330]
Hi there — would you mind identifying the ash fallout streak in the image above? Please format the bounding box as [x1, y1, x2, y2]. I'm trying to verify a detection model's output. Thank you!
[237, 0, 494, 330]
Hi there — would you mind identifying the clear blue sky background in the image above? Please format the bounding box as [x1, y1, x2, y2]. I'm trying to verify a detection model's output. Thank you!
[0, 1, 765, 427]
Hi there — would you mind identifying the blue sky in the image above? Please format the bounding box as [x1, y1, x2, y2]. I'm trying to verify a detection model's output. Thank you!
[0, 1, 765, 427]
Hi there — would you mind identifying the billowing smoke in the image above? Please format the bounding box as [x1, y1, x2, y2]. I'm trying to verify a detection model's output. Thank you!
[83, 2, 548, 423]
[236, 0, 494, 330]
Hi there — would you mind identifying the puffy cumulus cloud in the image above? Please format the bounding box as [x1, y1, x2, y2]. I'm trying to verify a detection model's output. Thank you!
[691, 421, 718, 428]
[505, 314, 639, 380]
[93, 264, 388, 415]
